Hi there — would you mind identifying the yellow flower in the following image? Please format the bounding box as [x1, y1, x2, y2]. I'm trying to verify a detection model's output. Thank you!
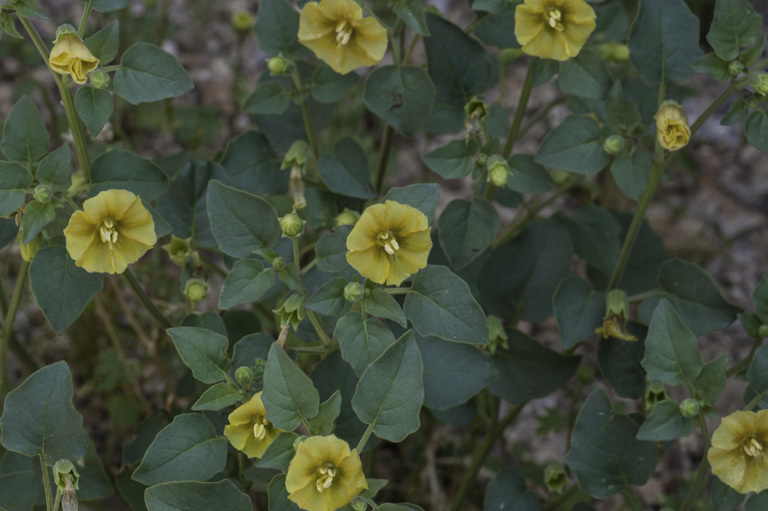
[298, 0, 387, 75]
[49, 34, 100, 85]
[514, 0, 596, 61]
[223, 392, 282, 458]
[346, 200, 432, 286]
[708, 410, 768, 494]
[595, 315, 637, 342]
[656, 102, 691, 151]
[64, 189, 156, 274]
[286, 435, 367, 511]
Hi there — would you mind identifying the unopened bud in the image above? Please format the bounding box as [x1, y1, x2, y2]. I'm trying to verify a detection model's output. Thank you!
[18, 231, 41, 262]
[729, 60, 745, 77]
[274, 293, 307, 330]
[53, 24, 78, 43]
[289, 166, 307, 211]
[576, 365, 595, 384]
[282, 141, 310, 170]
[184, 278, 209, 302]
[486, 155, 511, 188]
[679, 398, 700, 418]
[544, 463, 568, 494]
[33, 184, 53, 203]
[292, 435, 307, 450]
[749, 71, 768, 96]
[267, 54, 291, 75]
[656, 101, 690, 151]
[603, 135, 625, 155]
[486, 315, 508, 354]
[279, 209, 306, 239]
[231, 11, 254, 35]
[499, 48, 524, 66]
[235, 366, 254, 386]
[89, 70, 110, 89]
[53, 460, 80, 491]
[464, 96, 488, 121]
[334, 208, 360, 227]
[350, 496, 368, 511]
[344, 282, 364, 302]
[272, 256, 287, 272]
[759, 324, 768, 338]
[162, 235, 193, 266]
[645, 381, 668, 410]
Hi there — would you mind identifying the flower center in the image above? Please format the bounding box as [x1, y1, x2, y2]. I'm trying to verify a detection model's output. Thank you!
[315, 462, 337, 492]
[252, 416, 271, 441]
[376, 231, 400, 255]
[99, 218, 118, 249]
[743, 436, 765, 458]
[545, 8, 564, 31]
[335, 19, 353, 46]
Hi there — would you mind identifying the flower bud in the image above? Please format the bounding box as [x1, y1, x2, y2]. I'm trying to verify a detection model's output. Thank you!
[576, 365, 595, 384]
[602, 135, 625, 155]
[729, 60, 745, 77]
[749, 71, 768, 96]
[350, 496, 368, 511]
[231, 11, 255, 35]
[235, 366, 254, 386]
[594, 43, 630, 62]
[279, 209, 306, 239]
[252, 359, 266, 381]
[267, 53, 291, 75]
[499, 48, 523, 66]
[645, 381, 668, 410]
[53, 24, 78, 43]
[551, 170, 570, 188]
[486, 155, 511, 188]
[289, 166, 307, 211]
[544, 463, 568, 494]
[272, 256, 287, 272]
[464, 96, 488, 121]
[759, 324, 768, 339]
[595, 289, 636, 342]
[292, 435, 307, 450]
[334, 208, 360, 227]
[53, 459, 80, 491]
[184, 278, 209, 302]
[655, 101, 690, 151]
[282, 141, 310, 170]
[18, 231, 41, 262]
[162, 235, 193, 267]
[344, 282, 364, 302]
[33, 184, 53, 203]
[679, 398, 700, 418]
[274, 293, 306, 330]
[89, 70, 110, 89]
[486, 315, 508, 354]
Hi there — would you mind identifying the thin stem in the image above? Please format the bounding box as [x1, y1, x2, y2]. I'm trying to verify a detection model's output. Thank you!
[403, 33, 420, 65]
[40, 456, 53, 511]
[726, 337, 762, 377]
[77, 0, 94, 37]
[383, 287, 410, 295]
[744, 388, 768, 411]
[299, 257, 318, 277]
[0, 261, 29, 401]
[291, 71, 318, 159]
[501, 58, 535, 159]
[627, 288, 662, 303]
[122, 269, 172, 330]
[679, 414, 711, 511]
[355, 421, 376, 452]
[519, 96, 567, 138]
[306, 310, 332, 347]
[374, 124, 394, 195]
[293, 238, 301, 274]
[53, 489, 62, 511]
[492, 185, 572, 247]
[287, 345, 327, 353]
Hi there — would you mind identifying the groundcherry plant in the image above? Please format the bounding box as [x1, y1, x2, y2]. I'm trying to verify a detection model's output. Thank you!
[1, 0, 768, 510]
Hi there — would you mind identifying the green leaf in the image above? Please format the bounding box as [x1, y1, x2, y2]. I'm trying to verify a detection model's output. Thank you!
[229, 333, 272, 380]
[311, 65, 358, 103]
[0, 362, 88, 465]
[471, 0, 514, 14]
[692, 355, 727, 407]
[531, 58, 559, 87]
[747, 494, 768, 511]
[566, 387, 657, 498]
[29, 245, 103, 334]
[114, 42, 194, 105]
[472, 13, 519, 49]
[711, 478, 744, 511]
[535, 115, 610, 175]
[707, 0, 763, 61]
[262, 343, 320, 430]
[506, 154, 555, 194]
[745, 111, 768, 153]
[75, 87, 114, 135]
[755, 271, 768, 323]
[421, 139, 478, 179]
[191, 383, 241, 411]
[254, 0, 307, 58]
[0, 451, 38, 511]
[256, 432, 299, 471]
[364, 66, 435, 136]
[384, 183, 440, 223]
[418, 335, 496, 410]
[315, 226, 351, 273]
[641, 299, 703, 386]
[352, 331, 424, 442]
[722, 97, 749, 126]
[610, 149, 652, 202]
[692, 53, 732, 83]
[0, 219, 18, 249]
[20, 201, 54, 243]
[167, 327, 231, 384]
[84, 20, 119, 64]
[243, 82, 291, 115]
[484, 467, 541, 511]
[557, 205, 622, 275]
[309, 391, 342, 436]
[558, 51, 612, 100]
[597, 332, 646, 399]
[133, 414, 227, 485]
[76, 0, 131, 12]
[76, 441, 114, 501]
[218, 131, 287, 196]
[335, 312, 397, 376]
[438, 198, 500, 270]
[636, 400, 694, 441]
[747, 343, 768, 395]
[362, 288, 407, 327]
[206, 180, 281, 258]
[605, 81, 641, 134]
[404, 265, 489, 345]
[489, 330, 580, 405]
[305, 277, 353, 318]
[318, 138, 376, 199]
[268, 474, 301, 511]
[393, 0, 430, 36]
[90, 149, 168, 201]
[311, 352, 368, 447]
[1, 96, 49, 162]
[0, 162, 31, 216]
[219, 260, 276, 309]
[36, 146, 72, 191]
[627, 0, 702, 83]
[11, 0, 46, 19]
[553, 277, 606, 350]
[638, 258, 740, 336]
[145, 480, 251, 511]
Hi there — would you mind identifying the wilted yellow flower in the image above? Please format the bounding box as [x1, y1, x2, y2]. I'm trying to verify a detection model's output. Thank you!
[298, 0, 387, 75]
[286, 435, 368, 511]
[595, 315, 637, 342]
[223, 392, 282, 458]
[346, 200, 431, 286]
[708, 410, 768, 494]
[64, 189, 156, 274]
[656, 102, 690, 151]
[514, 0, 596, 61]
[49, 34, 100, 85]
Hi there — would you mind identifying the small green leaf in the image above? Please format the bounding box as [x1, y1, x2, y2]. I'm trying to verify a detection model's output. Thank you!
[315, 226, 352, 273]
[144, 480, 251, 511]
[262, 344, 320, 431]
[256, 432, 299, 471]
[1, 96, 49, 162]
[747, 343, 768, 395]
[305, 277, 354, 318]
[335, 312, 397, 376]
[362, 288, 407, 327]
[253, 0, 307, 58]
[421, 139, 478, 179]
[311, 66, 358, 103]
[20, 201, 54, 243]
[36, 146, 72, 191]
[692, 53, 732, 83]
[610, 150, 652, 201]
[641, 299, 703, 386]
[114, 42, 194, 105]
[692, 355, 727, 407]
[191, 383, 241, 411]
[84, 20, 120, 64]
[0, 162, 31, 216]
[706, 0, 763, 61]
[309, 391, 342, 436]
[597, 332, 646, 399]
[364, 65, 435, 136]
[383, 183, 440, 222]
[393, 0, 430, 35]
[506, 154, 555, 194]
[243, 82, 291, 115]
[90, 149, 168, 201]
[558, 51, 612, 100]
[75, 87, 114, 135]
[745, 111, 768, 153]
[219, 260, 276, 309]
[605, 81, 641, 134]
[553, 277, 606, 350]
[167, 327, 231, 384]
[11, 0, 47, 19]
[636, 400, 694, 441]
[438, 198, 500, 270]
[556, 205, 622, 275]
[535, 115, 610, 176]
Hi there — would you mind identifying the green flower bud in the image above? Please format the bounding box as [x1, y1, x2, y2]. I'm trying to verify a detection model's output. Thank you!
[162, 235, 193, 267]
[282, 141, 310, 170]
[292, 435, 307, 451]
[53, 24, 78, 44]
[279, 209, 306, 239]
[679, 398, 700, 418]
[335, 208, 360, 227]
[486, 315, 508, 354]
[729, 60, 745, 77]
[344, 282, 364, 302]
[267, 53, 291, 75]
[551, 170, 570, 188]
[350, 496, 368, 511]
[235, 366, 254, 386]
[486, 155, 511, 188]
[33, 184, 53, 203]
[576, 365, 595, 384]
[499, 48, 523, 66]
[231, 11, 255, 35]
[184, 278, 209, 302]
[645, 381, 668, 410]
[596, 289, 637, 342]
[544, 463, 568, 494]
[274, 293, 307, 330]
[53, 459, 80, 491]
[18, 230, 41, 262]
[89, 69, 110, 89]
[252, 359, 266, 381]
[759, 324, 768, 339]
[464, 96, 488, 121]
[475, 152, 487, 168]
[272, 256, 287, 272]
[602, 135, 625, 155]
[594, 42, 630, 62]
[749, 71, 768, 96]
[606, 289, 630, 320]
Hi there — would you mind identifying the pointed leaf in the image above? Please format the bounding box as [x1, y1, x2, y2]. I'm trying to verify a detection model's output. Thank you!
[167, 327, 231, 384]
[114, 42, 194, 105]
[219, 259, 276, 309]
[1, 96, 49, 162]
[636, 400, 694, 441]
[262, 344, 320, 430]
[335, 312, 397, 376]
[145, 480, 251, 511]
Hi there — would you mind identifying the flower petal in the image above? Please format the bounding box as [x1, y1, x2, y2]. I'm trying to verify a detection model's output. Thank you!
[64, 211, 97, 261]
[347, 246, 390, 284]
[298, 2, 335, 41]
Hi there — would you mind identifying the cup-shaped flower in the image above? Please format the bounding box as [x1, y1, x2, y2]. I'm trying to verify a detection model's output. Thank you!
[346, 200, 432, 286]
[656, 101, 690, 151]
[223, 392, 282, 458]
[64, 189, 156, 274]
[708, 410, 768, 494]
[286, 435, 368, 511]
[298, 0, 387, 75]
[514, 0, 596, 61]
[49, 34, 100, 85]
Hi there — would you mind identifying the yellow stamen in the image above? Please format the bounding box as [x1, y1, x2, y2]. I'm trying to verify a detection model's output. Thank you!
[315, 462, 337, 492]
[335, 19, 352, 45]
[99, 218, 118, 249]
[744, 437, 765, 458]
[376, 231, 399, 255]
[546, 8, 564, 31]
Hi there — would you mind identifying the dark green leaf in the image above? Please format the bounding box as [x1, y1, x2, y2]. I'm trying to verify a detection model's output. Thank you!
[747, 343, 768, 395]
[362, 288, 407, 327]
[254, 0, 307, 58]
[262, 344, 320, 430]
[305, 277, 354, 317]
[219, 260, 276, 309]
[610, 149, 652, 202]
[267, 474, 301, 511]
[0, 162, 31, 216]
[484, 467, 541, 511]
[256, 432, 299, 471]
[707, 0, 763, 61]
[84, 21, 119, 64]
[167, 327, 231, 384]
[558, 51, 612, 100]
[243, 82, 291, 115]
[597, 330, 646, 399]
[114, 43, 194, 105]
[311, 66, 358, 103]
[557, 205, 622, 275]
[20, 201, 54, 243]
[421, 139, 478, 179]
[335, 312, 397, 376]
[90, 149, 168, 201]
[711, 477, 744, 511]
[692, 53, 732, 83]
[144, 480, 251, 511]
[535, 115, 610, 175]
[745, 111, 768, 153]
[506, 154, 555, 194]
[11, 0, 46, 19]
[384, 184, 440, 223]
[641, 299, 703, 386]
[36, 146, 72, 191]
[311, 352, 368, 447]
[636, 400, 694, 441]
[472, 13, 519, 49]
[309, 391, 341, 436]
[1, 96, 49, 162]
[315, 226, 351, 273]
[76, 0, 131, 12]
[553, 277, 606, 350]
[605, 81, 641, 134]
[393, 0, 430, 35]
[218, 131, 287, 196]
[318, 138, 375, 199]
[191, 383, 241, 411]
[692, 355, 727, 407]
[438, 198, 500, 270]
[364, 65, 434, 136]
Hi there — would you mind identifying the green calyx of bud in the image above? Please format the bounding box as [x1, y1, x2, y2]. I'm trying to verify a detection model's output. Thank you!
[759, 324, 768, 339]
[53, 24, 78, 44]
[162, 235, 193, 266]
[464, 96, 488, 121]
[644, 381, 668, 410]
[267, 53, 291, 75]
[274, 293, 307, 330]
[231, 11, 255, 34]
[350, 496, 368, 511]
[272, 256, 287, 272]
[53, 459, 80, 491]
[602, 135, 625, 155]
[486, 315, 508, 354]
[605, 289, 630, 321]
[292, 435, 307, 451]
[89, 70, 110, 89]
[18, 230, 41, 262]
[184, 278, 209, 302]
[729, 60, 745, 77]
[235, 366, 254, 386]
[335, 208, 360, 227]
[749, 71, 768, 96]
[33, 184, 53, 203]
[679, 398, 700, 418]
[279, 209, 306, 239]
[282, 141, 310, 170]
[486, 155, 511, 188]
[344, 282, 364, 302]
[544, 464, 568, 494]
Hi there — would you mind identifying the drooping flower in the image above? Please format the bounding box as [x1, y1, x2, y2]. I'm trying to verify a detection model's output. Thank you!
[656, 101, 691, 151]
[64, 189, 156, 274]
[708, 410, 768, 494]
[49, 33, 100, 85]
[514, 0, 596, 61]
[346, 200, 432, 286]
[298, 0, 387, 75]
[286, 435, 368, 511]
[223, 392, 282, 459]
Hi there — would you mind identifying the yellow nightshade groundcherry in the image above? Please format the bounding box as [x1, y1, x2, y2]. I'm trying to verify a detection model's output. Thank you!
[286, 435, 368, 511]
[298, 0, 387, 75]
[223, 392, 282, 458]
[346, 200, 432, 286]
[655, 101, 691, 151]
[514, 0, 596, 61]
[708, 410, 768, 494]
[49, 31, 100, 85]
[64, 189, 156, 274]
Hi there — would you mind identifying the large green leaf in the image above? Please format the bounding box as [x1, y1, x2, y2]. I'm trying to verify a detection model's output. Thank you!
[484, 467, 541, 511]
[711, 478, 745, 511]
[145, 480, 251, 511]
[610, 149, 652, 202]
[1, 96, 49, 163]
[114, 43, 194, 104]
[553, 277, 606, 350]
[335, 312, 397, 376]
[558, 51, 612, 100]
[84, 20, 120, 63]
[635, 400, 694, 441]
[706, 0, 763, 61]
[0, 362, 89, 465]
[438, 198, 499, 270]
[556, 205, 622, 275]
[167, 327, 231, 384]
[352, 331, 424, 442]
[364, 65, 435, 136]
[305, 277, 354, 318]
[535, 115, 610, 176]
[262, 344, 320, 430]
[597, 331, 646, 399]
[219, 259, 276, 309]
[0, 451, 38, 511]
[90, 149, 169, 201]
[75, 87, 114, 135]
[254, 0, 307, 58]
[218, 131, 287, 196]
[21, 201, 55, 243]
[0, 162, 31, 216]
[506, 154, 555, 194]
[421, 139, 478, 179]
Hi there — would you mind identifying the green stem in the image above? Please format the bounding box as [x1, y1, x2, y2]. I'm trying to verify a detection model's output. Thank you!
[291, 71, 318, 159]
[680, 414, 711, 511]
[53, 489, 62, 511]
[299, 257, 318, 277]
[287, 345, 327, 353]
[501, 58, 535, 159]
[744, 389, 768, 411]
[448, 403, 525, 511]
[726, 337, 762, 377]
[627, 288, 662, 303]
[293, 238, 301, 275]
[122, 269, 172, 330]
[40, 456, 53, 511]
[373, 124, 394, 195]
[382, 287, 410, 295]
[492, 184, 573, 247]
[0, 261, 29, 401]
[306, 310, 332, 347]
[355, 421, 376, 452]
[77, 0, 94, 37]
